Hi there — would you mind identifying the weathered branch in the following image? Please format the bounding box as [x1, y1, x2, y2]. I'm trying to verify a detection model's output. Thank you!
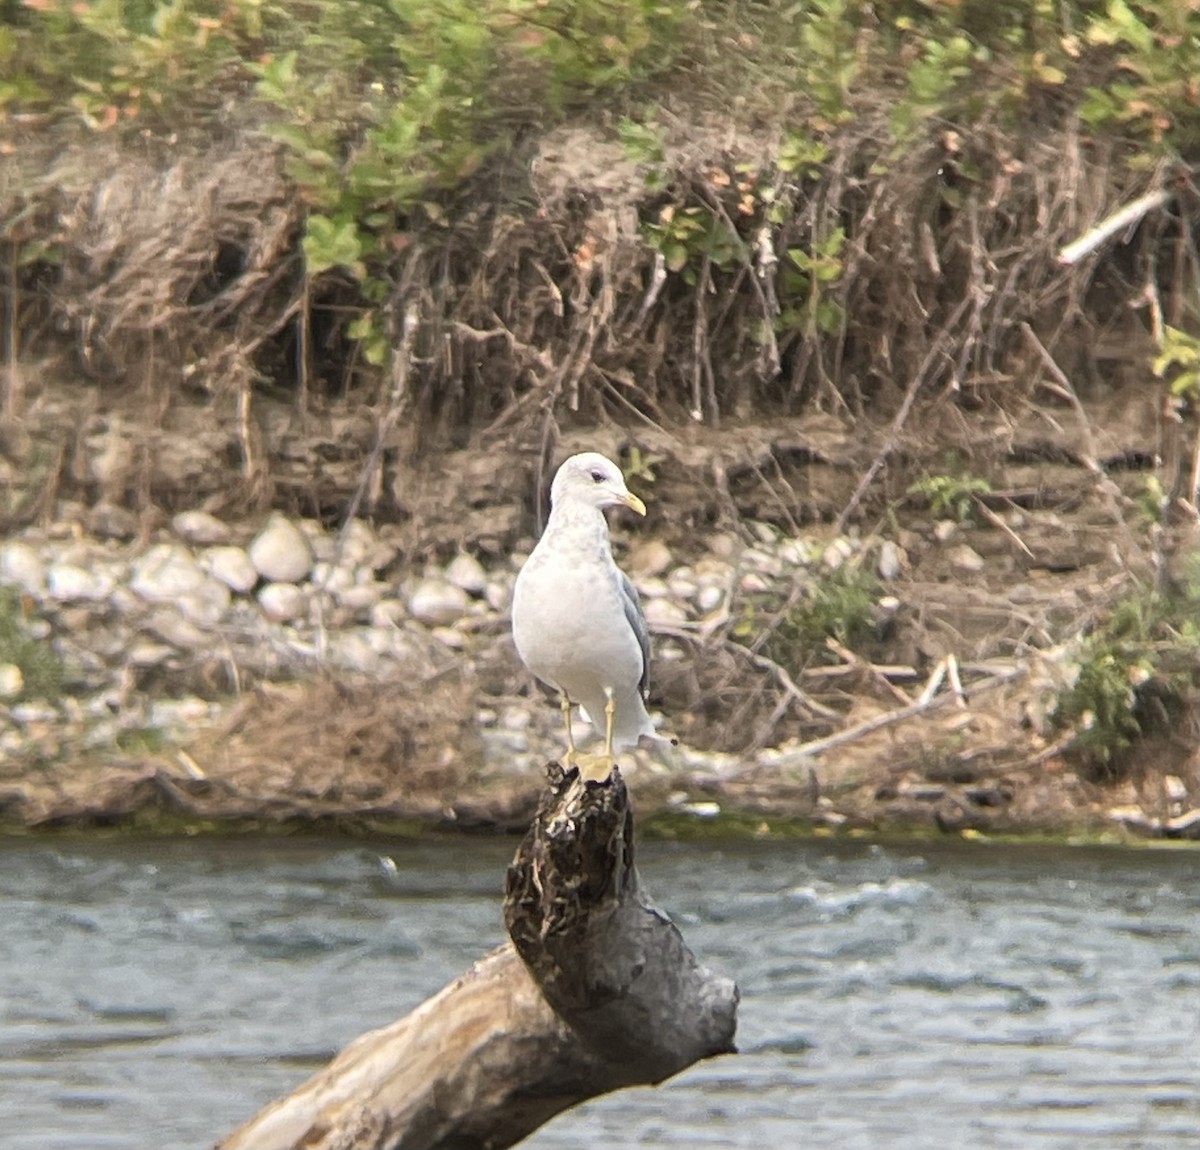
[215, 765, 738, 1150]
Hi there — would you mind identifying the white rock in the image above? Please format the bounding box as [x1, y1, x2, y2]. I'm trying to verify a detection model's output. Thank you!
[629, 538, 673, 578]
[0, 663, 23, 699]
[328, 630, 380, 674]
[485, 578, 511, 613]
[311, 562, 355, 595]
[11, 702, 57, 723]
[248, 514, 314, 583]
[337, 584, 382, 612]
[431, 625, 467, 649]
[822, 538, 854, 571]
[47, 563, 115, 602]
[131, 544, 206, 600]
[0, 542, 46, 596]
[697, 585, 724, 612]
[370, 600, 407, 629]
[948, 544, 985, 573]
[878, 540, 904, 581]
[172, 509, 231, 545]
[146, 610, 210, 649]
[258, 582, 307, 623]
[933, 519, 957, 542]
[1164, 775, 1188, 802]
[635, 576, 670, 600]
[148, 697, 215, 732]
[127, 641, 175, 668]
[445, 552, 488, 596]
[744, 547, 783, 575]
[130, 545, 228, 626]
[177, 580, 231, 628]
[408, 579, 469, 626]
[777, 538, 812, 566]
[642, 598, 688, 627]
[203, 546, 259, 594]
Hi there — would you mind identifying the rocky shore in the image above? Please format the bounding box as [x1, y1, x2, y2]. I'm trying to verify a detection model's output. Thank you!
[3, 479, 1198, 841]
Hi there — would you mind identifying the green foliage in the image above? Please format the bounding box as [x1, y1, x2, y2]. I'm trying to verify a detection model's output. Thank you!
[1050, 570, 1200, 779]
[734, 565, 881, 674]
[1, 0, 263, 128]
[1079, 0, 1200, 144]
[1153, 325, 1200, 401]
[795, 0, 864, 126]
[777, 226, 846, 338]
[907, 472, 992, 523]
[0, 589, 63, 703]
[642, 201, 746, 285]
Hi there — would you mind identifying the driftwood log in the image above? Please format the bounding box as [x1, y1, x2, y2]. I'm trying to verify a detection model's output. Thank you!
[216, 765, 739, 1150]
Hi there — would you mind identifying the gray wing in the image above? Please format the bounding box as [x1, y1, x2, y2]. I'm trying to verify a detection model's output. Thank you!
[619, 571, 651, 699]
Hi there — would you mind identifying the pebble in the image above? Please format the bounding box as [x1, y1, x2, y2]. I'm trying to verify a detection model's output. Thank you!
[696, 585, 724, 612]
[204, 546, 259, 594]
[947, 544, 985, 574]
[130, 544, 206, 601]
[878, 539, 904, 581]
[822, 537, 854, 570]
[629, 538, 673, 577]
[1164, 775, 1188, 802]
[445, 552, 488, 596]
[327, 630, 380, 674]
[47, 563, 115, 602]
[127, 641, 176, 668]
[146, 610, 210, 650]
[485, 578, 510, 612]
[0, 663, 23, 699]
[408, 579, 469, 626]
[0, 541, 46, 596]
[131, 544, 230, 627]
[337, 584, 382, 613]
[258, 582, 307, 623]
[777, 538, 811, 566]
[172, 509, 231, 545]
[248, 514, 314, 583]
[642, 598, 688, 627]
[370, 600, 407, 629]
[635, 576, 670, 600]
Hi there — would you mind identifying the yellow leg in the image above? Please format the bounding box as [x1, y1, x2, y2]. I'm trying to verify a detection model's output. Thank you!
[559, 691, 577, 767]
[602, 687, 616, 770]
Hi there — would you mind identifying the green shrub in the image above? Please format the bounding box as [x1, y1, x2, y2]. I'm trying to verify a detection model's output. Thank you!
[735, 564, 881, 674]
[1050, 572, 1200, 779]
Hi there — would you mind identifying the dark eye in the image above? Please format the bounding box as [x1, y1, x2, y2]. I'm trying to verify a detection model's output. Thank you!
[589, 470, 604, 483]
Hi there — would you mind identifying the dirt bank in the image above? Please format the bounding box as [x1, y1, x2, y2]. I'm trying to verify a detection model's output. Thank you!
[4, 44, 1200, 838]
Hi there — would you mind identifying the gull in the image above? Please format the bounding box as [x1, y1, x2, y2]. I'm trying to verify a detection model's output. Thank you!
[512, 452, 661, 779]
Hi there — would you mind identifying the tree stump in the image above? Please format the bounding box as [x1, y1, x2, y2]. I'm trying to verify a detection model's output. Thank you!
[215, 765, 739, 1150]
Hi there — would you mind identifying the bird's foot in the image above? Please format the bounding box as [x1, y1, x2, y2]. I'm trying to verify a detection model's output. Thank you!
[573, 752, 616, 783]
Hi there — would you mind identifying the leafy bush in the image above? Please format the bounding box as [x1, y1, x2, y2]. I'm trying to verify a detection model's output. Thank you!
[735, 564, 881, 674]
[1050, 570, 1200, 779]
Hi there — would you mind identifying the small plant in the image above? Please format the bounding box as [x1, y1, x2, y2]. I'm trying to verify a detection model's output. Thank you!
[1050, 574, 1200, 780]
[1079, 0, 1200, 146]
[1153, 325, 1200, 402]
[0, 589, 63, 703]
[734, 565, 881, 674]
[907, 472, 992, 523]
[641, 202, 745, 284]
[777, 226, 846, 338]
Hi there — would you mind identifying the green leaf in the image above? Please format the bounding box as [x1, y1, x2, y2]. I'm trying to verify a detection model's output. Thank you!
[302, 214, 365, 279]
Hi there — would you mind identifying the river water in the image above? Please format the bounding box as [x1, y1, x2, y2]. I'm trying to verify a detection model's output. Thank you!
[1, 835, 1197, 1150]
